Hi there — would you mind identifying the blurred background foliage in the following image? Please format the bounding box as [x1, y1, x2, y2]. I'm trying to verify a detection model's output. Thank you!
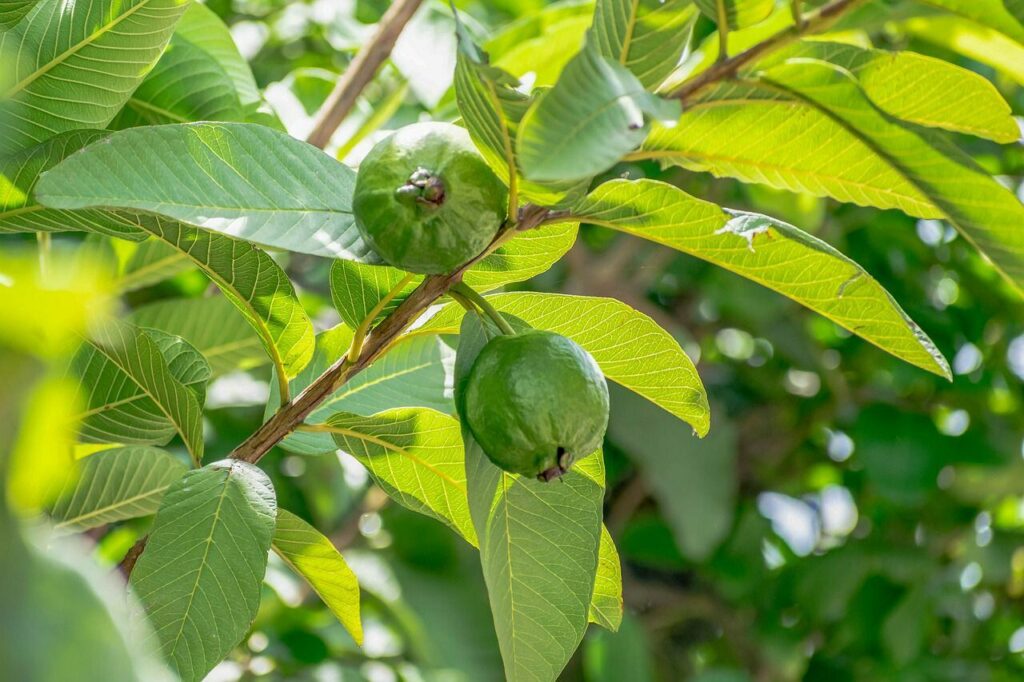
[6, 0, 1024, 680]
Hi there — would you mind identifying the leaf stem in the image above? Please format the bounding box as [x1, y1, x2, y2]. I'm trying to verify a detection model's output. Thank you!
[451, 282, 515, 335]
[715, 0, 729, 62]
[347, 273, 416, 363]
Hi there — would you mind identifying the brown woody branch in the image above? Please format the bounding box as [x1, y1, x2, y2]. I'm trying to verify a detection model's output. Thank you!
[305, 0, 424, 149]
[669, 0, 867, 102]
[229, 205, 551, 465]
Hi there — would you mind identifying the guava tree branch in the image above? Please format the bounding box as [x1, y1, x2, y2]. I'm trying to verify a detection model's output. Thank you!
[668, 0, 867, 102]
[305, 0, 424, 149]
[229, 205, 551, 465]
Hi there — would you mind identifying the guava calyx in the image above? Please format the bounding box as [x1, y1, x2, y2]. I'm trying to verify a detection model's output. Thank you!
[395, 167, 446, 208]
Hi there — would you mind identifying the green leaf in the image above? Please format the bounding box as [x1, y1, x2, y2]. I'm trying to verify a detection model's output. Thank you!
[642, 63, 1024, 293]
[760, 60, 1024, 292]
[173, 2, 261, 109]
[273, 509, 363, 645]
[330, 261, 416, 331]
[420, 292, 710, 436]
[117, 238, 193, 293]
[130, 297, 267, 376]
[489, 5, 592, 87]
[590, 526, 624, 631]
[72, 322, 208, 462]
[694, 0, 774, 29]
[609, 386, 737, 560]
[324, 408, 477, 544]
[49, 446, 186, 533]
[768, 41, 1019, 142]
[918, 0, 1024, 44]
[901, 14, 1024, 86]
[574, 179, 950, 377]
[110, 33, 243, 128]
[35, 123, 375, 260]
[273, 327, 454, 455]
[129, 460, 276, 682]
[454, 21, 584, 206]
[590, 0, 698, 89]
[464, 221, 580, 289]
[0, 131, 145, 240]
[517, 44, 681, 182]
[454, 312, 604, 682]
[130, 217, 315, 386]
[0, 0, 191, 155]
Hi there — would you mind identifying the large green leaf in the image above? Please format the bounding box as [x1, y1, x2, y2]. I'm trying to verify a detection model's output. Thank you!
[642, 63, 1024, 292]
[49, 446, 186, 533]
[573, 179, 951, 377]
[324, 408, 476, 544]
[129, 460, 276, 682]
[590, 0, 698, 89]
[173, 2, 260, 109]
[0, 131, 145, 240]
[0, 0, 190, 155]
[328, 222, 579, 329]
[455, 313, 604, 682]
[590, 526, 624, 631]
[111, 34, 243, 128]
[693, 0, 774, 29]
[273, 509, 363, 645]
[517, 44, 681, 182]
[767, 41, 1018, 142]
[130, 217, 315, 387]
[72, 322, 208, 462]
[35, 123, 374, 260]
[419, 292, 710, 436]
[272, 326, 454, 456]
[130, 297, 267, 376]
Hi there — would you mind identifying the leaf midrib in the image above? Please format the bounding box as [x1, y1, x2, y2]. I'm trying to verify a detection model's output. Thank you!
[54, 483, 173, 530]
[167, 467, 234, 661]
[5, 0, 154, 99]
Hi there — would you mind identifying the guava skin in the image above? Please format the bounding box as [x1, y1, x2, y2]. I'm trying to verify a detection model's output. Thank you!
[464, 330, 610, 481]
[353, 122, 508, 274]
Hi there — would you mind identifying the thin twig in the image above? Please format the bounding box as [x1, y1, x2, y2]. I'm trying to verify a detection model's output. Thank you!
[305, 0, 424, 149]
[668, 0, 866, 102]
[118, 536, 148, 578]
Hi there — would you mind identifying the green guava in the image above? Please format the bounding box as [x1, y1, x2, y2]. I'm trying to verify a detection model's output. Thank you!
[463, 330, 610, 481]
[353, 122, 508, 274]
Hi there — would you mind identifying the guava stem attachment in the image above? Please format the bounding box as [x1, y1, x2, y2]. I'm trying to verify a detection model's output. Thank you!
[451, 282, 516, 336]
[347, 273, 417, 362]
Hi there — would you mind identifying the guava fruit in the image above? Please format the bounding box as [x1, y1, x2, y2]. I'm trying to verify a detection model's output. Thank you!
[463, 330, 609, 481]
[353, 122, 508, 274]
